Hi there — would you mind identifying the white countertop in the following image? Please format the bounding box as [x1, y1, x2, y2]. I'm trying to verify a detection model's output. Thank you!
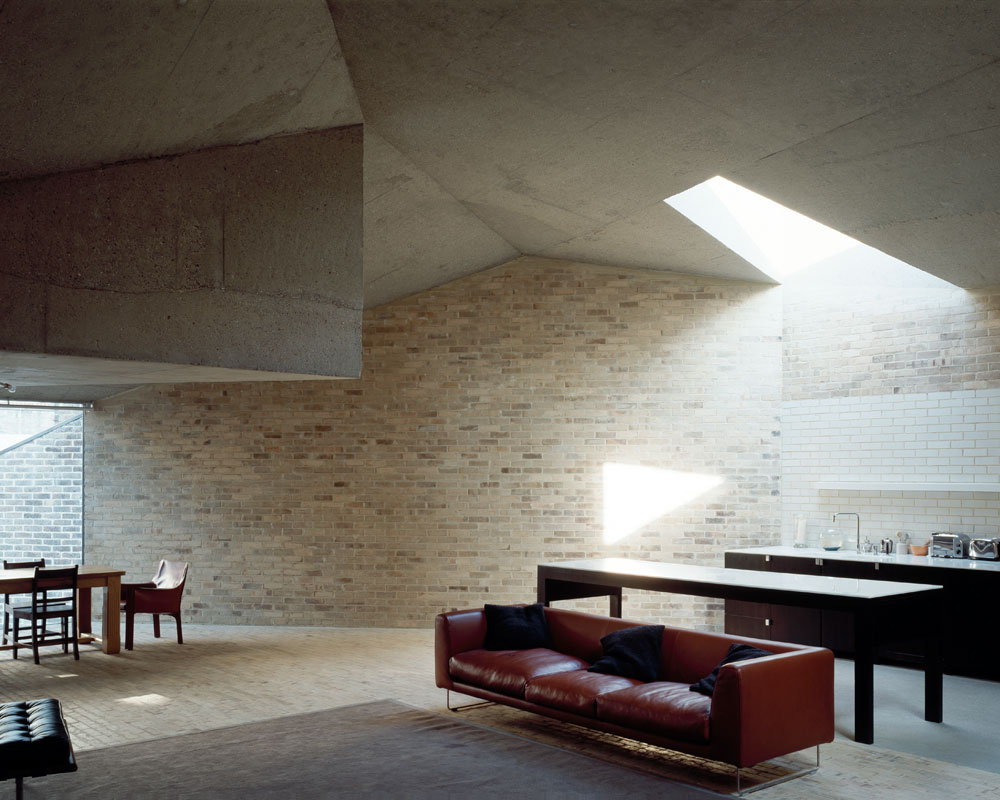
[540, 557, 942, 599]
[728, 546, 1000, 573]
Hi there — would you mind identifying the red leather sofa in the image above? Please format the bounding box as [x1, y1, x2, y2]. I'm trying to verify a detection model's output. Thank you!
[435, 606, 834, 772]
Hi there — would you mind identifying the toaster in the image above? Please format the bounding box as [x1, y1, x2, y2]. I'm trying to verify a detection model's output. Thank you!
[930, 532, 971, 558]
[969, 538, 1000, 560]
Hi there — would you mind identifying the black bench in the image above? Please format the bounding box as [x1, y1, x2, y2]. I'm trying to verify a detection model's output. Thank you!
[0, 699, 76, 799]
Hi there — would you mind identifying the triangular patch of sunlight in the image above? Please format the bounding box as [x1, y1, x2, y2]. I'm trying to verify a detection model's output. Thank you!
[117, 693, 171, 706]
[603, 463, 724, 545]
[664, 176, 954, 287]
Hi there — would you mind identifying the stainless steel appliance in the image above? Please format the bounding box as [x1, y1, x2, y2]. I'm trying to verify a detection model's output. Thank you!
[879, 538, 894, 554]
[969, 537, 1000, 560]
[930, 532, 970, 558]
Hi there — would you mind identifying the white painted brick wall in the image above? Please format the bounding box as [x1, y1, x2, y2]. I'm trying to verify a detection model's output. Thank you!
[782, 280, 1000, 545]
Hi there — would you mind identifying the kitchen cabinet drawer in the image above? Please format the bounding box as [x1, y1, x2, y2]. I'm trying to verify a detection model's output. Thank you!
[768, 557, 823, 646]
[724, 614, 770, 641]
[771, 556, 821, 575]
[725, 598, 769, 619]
[721, 553, 825, 647]
[819, 559, 875, 580]
[722, 552, 770, 623]
[771, 605, 823, 646]
[724, 552, 770, 571]
[817, 559, 870, 653]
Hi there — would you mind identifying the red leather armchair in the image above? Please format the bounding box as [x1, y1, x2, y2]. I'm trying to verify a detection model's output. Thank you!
[121, 560, 189, 651]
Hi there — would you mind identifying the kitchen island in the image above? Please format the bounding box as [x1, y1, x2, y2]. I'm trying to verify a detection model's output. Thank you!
[724, 546, 997, 681]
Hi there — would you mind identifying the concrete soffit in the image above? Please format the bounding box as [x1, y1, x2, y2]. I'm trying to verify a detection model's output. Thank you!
[0, 0, 366, 402]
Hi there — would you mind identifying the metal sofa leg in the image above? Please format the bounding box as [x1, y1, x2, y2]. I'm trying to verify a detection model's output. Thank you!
[735, 745, 820, 796]
[446, 690, 494, 712]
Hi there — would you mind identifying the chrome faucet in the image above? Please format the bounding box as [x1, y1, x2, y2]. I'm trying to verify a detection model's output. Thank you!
[833, 511, 861, 552]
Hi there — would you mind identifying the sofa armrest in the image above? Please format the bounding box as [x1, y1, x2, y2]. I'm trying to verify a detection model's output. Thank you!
[710, 647, 834, 767]
[434, 609, 488, 689]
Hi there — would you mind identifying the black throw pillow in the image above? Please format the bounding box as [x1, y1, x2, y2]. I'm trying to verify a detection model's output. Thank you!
[587, 624, 665, 683]
[690, 642, 775, 696]
[483, 603, 554, 650]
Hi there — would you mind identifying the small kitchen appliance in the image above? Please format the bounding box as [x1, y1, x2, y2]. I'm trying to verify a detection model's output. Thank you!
[930, 532, 971, 559]
[969, 537, 1000, 561]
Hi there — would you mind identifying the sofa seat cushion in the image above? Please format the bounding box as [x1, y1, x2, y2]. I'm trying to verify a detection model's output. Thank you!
[595, 681, 713, 744]
[525, 670, 642, 717]
[450, 649, 589, 698]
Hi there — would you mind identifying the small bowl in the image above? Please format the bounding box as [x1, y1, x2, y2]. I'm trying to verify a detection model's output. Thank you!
[910, 544, 928, 556]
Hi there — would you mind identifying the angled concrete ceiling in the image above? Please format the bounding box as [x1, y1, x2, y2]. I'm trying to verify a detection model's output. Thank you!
[0, 0, 361, 179]
[1, 0, 999, 401]
[0, 0, 364, 402]
[328, 0, 1000, 294]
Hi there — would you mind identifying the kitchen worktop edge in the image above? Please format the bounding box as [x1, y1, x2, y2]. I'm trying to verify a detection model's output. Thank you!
[727, 546, 1000, 573]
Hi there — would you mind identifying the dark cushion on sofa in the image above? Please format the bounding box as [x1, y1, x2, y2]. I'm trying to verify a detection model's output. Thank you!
[689, 643, 775, 696]
[596, 681, 713, 743]
[525, 670, 642, 717]
[449, 649, 588, 698]
[587, 624, 665, 683]
[483, 603, 553, 650]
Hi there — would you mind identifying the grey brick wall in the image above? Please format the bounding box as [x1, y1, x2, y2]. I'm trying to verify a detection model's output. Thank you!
[84, 258, 783, 628]
[0, 415, 84, 565]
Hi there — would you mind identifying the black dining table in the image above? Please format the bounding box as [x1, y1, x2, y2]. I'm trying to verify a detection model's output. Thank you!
[537, 557, 944, 745]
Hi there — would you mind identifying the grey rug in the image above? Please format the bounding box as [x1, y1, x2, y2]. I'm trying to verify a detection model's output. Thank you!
[31, 700, 725, 798]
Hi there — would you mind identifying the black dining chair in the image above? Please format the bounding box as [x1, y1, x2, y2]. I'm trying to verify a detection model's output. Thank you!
[2, 558, 46, 648]
[12, 566, 79, 665]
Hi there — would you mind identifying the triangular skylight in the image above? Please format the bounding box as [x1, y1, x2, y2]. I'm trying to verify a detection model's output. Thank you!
[664, 176, 953, 288]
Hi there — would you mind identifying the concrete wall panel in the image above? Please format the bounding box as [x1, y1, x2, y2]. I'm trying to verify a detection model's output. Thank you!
[47, 288, 361, 378]
[0, 126, 363, 387]
[225, 127, 363, 300]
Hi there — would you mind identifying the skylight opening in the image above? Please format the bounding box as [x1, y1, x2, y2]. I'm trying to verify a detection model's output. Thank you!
[664, 176, 954, 287]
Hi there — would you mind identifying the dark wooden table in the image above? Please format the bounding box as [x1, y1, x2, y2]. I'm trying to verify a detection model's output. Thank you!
[537, 557, 944, 745]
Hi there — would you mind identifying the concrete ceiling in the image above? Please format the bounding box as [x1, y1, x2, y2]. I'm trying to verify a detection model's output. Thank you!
[0, 0, 362, 179]
[1, 0, 998, 401]
[328, 0, 1000, 297]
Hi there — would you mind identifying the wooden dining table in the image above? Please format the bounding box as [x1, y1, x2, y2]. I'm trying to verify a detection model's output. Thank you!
[0, 565, 126, 654]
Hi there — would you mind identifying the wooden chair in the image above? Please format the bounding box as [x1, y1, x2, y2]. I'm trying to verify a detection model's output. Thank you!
[2, 558, 46, 647]
[122, 560, 189, 650]
[12, 566, 79, 665]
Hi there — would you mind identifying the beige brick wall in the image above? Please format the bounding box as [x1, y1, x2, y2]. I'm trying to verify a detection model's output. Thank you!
[84, 257, 783, 628]
[783, 285, 1000, 401]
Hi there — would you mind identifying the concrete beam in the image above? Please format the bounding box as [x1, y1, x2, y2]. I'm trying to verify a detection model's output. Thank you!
[0, 127, 363, 401]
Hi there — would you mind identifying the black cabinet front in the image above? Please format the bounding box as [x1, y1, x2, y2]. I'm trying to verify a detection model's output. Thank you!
[724, 551, 996, 680]
[770, 556, 823, 646]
